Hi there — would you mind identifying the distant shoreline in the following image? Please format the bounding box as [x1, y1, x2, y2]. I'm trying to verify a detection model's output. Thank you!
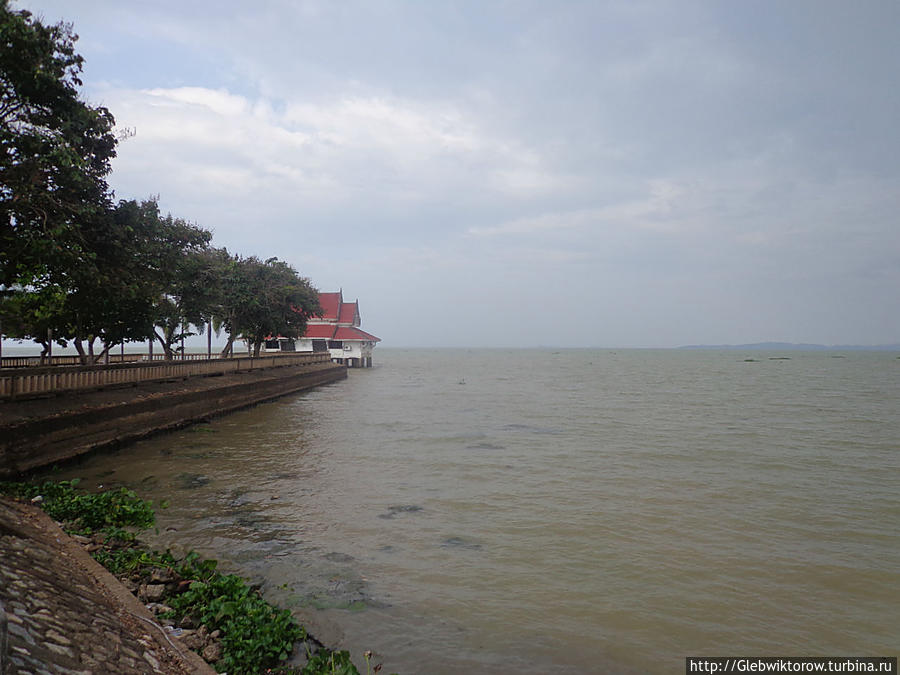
[677, 342, 900, 351]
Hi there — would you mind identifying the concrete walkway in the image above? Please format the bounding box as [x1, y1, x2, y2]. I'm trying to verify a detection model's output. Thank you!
[0, 496, 213, 674]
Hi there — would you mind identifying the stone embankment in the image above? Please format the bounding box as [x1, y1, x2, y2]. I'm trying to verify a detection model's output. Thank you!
[0, 360, 347, 478]
[0, 495, 214, 674]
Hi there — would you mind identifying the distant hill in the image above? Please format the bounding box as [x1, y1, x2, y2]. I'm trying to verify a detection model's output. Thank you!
[678, 342, 900, 351]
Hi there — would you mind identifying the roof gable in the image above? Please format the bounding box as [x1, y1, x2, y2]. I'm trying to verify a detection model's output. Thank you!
[316, 292, 343, 320]
[337, 301, 359, 326]
[306, 290, 380, 342]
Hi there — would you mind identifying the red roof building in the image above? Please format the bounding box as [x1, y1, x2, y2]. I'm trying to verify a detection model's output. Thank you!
[297, 290, 380, 367]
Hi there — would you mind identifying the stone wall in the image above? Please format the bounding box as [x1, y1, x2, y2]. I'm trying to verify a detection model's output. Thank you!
[0, 362, 347, 477]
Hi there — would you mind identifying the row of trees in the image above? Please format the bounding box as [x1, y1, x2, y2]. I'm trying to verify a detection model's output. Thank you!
[0, 2, 320, 363]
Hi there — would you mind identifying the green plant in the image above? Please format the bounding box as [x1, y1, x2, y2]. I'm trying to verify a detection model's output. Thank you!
[0, 479, 157, 533]
[92, 547, 175, 575]
[302, 648, 359, 675]
[161, 567, 304, 673]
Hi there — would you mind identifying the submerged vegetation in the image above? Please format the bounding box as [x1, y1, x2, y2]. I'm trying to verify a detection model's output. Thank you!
[0, 479, 382, 674]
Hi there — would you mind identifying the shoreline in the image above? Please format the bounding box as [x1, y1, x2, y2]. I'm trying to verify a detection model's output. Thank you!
[0, 487, 372, 674]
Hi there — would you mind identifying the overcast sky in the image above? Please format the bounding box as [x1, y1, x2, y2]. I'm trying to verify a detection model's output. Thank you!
[16, 0, 900, 347]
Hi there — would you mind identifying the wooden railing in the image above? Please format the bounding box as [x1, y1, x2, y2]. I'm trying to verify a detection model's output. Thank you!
[0, 352, 224, 368]
[0, 352, 332, 400]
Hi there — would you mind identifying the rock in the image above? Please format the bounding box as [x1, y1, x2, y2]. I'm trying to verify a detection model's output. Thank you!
[201, 641, 223, 663]
[140, 584, 167, 602]
[144, 603, 173, 615]
[178, 630, 203, 651]
[150, 568, 176, 584]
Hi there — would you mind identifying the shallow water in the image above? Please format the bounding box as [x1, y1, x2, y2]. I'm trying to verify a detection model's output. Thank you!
[42, 349, 900, 673]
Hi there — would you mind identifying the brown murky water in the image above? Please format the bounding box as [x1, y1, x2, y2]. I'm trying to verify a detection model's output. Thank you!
[42, 349, 900, 673]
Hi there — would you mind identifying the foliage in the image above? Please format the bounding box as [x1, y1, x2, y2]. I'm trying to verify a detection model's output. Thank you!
[0, 0, 117, 289]
[60, 198, 213, 363]
[92, 546, 175, 574]
[161, 564, 305, 674]
[0, 283, 69, 360]
[0, 195, 214, 363]
[152, 245, 222, 359]
[301, 648, 359, 675]
[0, 478, 155, 532]
[218, 255, 321, 357]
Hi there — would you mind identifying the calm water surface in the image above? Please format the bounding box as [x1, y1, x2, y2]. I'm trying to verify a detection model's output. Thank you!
[43, 349, 900, 673]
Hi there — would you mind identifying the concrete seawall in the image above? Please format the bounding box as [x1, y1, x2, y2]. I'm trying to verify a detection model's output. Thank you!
[0, 361, 347, 477]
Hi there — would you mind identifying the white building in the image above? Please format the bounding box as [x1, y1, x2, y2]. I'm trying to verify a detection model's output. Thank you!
[295, 291, 380, 367]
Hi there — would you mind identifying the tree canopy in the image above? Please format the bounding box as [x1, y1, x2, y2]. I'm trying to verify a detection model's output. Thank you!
[1, 0, 117, 289]
[217, 256, 321, 358]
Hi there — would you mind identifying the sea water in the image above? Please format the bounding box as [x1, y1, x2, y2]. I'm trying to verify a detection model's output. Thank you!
[40, 349, 900, 673]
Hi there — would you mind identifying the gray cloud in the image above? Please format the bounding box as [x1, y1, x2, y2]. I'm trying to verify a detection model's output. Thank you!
[16, 0, 900, 346]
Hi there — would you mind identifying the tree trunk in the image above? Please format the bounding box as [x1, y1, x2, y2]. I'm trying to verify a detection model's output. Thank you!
[154, 329, 173, 360]
[220, 334, 235, 358]
[73, 338, 88, 365]
[100, 341, 112, 365]
[38, 341, 50, 366]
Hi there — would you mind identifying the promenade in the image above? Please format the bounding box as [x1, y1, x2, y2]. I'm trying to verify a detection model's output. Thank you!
[0, 495, 213, 674]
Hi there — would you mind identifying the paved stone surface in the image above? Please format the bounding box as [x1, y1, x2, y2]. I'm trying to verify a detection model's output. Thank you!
[0, 496, 213, 674]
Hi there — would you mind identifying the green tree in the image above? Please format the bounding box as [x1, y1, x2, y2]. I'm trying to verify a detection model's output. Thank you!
[94, 198, 211, 362]
[5, 198, 213, 364]
[218, 256, 320, 358]
[0, 1, 117, 289]
[152, 245, 222, 359]
[0, 284, 68, 362]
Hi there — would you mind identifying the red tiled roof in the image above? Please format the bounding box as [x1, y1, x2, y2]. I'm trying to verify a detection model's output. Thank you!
[316, 292, 342, 320]
[302, 324, 336, 339]
[338, 301, 359, 325]
[305, 291, 379, 343]
[333, 326, 380, 342]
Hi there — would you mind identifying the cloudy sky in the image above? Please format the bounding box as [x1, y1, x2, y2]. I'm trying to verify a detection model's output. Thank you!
[17, 0, 900, 347]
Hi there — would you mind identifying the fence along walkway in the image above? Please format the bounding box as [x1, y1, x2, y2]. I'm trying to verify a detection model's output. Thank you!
[0, 352, 332, 400]
[0, 352, 217, 369]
